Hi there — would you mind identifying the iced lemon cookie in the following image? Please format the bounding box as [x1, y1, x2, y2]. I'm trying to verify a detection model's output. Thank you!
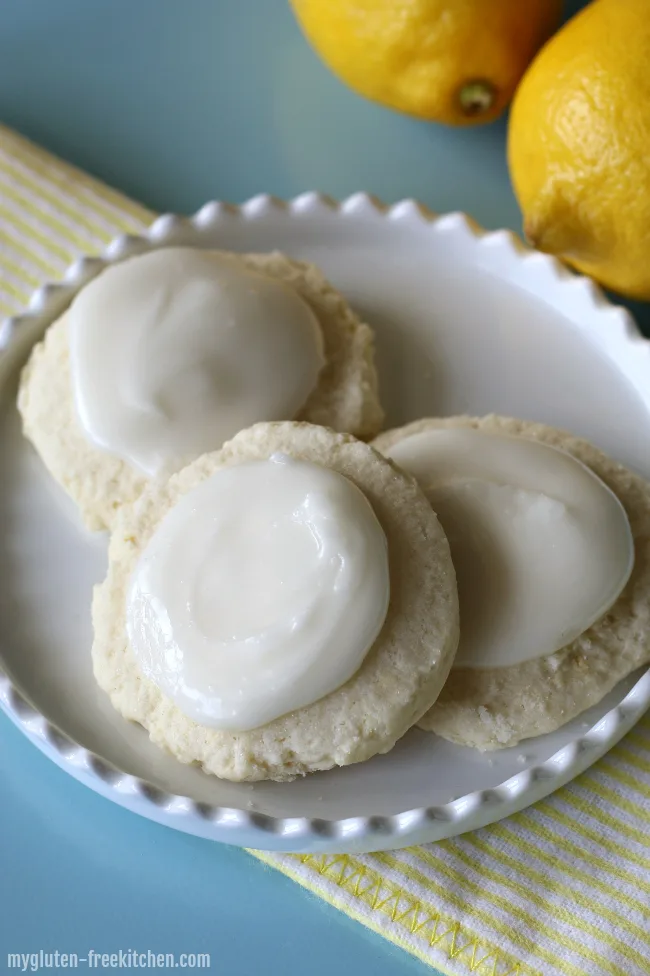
[374, 415, 650, 750]
[18, 248, 383, 530]
[92, 422, 460, 781]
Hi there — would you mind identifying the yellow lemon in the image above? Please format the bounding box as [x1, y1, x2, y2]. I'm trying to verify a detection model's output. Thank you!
[509, 0, 650, 300]
[290, 0, 562, 126]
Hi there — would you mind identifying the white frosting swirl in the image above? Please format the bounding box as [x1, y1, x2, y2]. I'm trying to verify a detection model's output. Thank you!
[126, 454, 390, 730]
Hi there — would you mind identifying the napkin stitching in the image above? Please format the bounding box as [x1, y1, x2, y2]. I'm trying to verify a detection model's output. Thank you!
[254, 851, 539, 976]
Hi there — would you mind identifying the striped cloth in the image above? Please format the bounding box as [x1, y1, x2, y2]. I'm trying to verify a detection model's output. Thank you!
[1, 123, 649, 976]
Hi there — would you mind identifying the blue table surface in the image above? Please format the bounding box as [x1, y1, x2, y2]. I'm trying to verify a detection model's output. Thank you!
[1, 2, 647, 974]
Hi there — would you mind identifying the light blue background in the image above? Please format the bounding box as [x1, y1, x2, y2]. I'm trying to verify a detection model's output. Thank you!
[0, 2, 646, 974]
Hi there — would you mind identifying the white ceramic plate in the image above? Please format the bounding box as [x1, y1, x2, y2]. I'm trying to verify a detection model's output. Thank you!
[1, 194, 650, 854]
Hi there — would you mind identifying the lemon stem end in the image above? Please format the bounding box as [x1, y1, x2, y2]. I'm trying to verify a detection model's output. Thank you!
[458, 81, 496, 116]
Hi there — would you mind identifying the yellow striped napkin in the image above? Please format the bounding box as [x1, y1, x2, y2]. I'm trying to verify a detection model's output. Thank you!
[1, 123, 649, 976]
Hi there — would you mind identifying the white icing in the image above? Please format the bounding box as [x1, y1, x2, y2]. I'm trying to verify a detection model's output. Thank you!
[126, 454, 390, 730]
[69, 248, 325, 477]
[386, 428, 634, 669]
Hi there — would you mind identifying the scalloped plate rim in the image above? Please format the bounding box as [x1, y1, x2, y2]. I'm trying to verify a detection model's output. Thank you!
[1, 192, 649, 854]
